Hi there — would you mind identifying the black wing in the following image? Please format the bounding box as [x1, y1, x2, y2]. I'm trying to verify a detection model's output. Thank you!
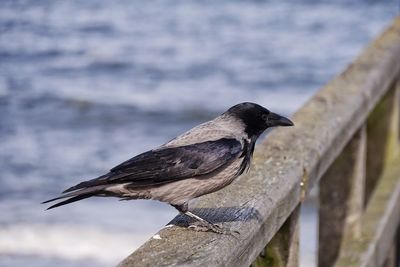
[63, 138, 242, 192]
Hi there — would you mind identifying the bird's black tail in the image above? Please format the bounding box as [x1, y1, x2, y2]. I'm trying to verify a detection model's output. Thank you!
[42, 185, 107, 210]
[43, 194, 94, 210]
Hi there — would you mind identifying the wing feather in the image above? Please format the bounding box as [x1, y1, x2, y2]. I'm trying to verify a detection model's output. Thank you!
[63, 138, 242, 192]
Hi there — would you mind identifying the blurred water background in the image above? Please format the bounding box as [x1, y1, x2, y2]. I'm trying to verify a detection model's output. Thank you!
[0, 0, 396, 266]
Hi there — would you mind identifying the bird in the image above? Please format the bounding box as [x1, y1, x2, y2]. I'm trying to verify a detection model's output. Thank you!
[43, 102, 293, 234]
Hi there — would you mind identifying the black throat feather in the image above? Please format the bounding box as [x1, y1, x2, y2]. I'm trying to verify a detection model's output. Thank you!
[237, 137, 256, 176]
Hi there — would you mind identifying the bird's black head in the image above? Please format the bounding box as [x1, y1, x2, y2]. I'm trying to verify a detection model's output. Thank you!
[225, 102, 294, 137]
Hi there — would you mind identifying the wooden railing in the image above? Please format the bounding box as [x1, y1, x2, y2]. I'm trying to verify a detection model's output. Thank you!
[118, 17, 400, 267]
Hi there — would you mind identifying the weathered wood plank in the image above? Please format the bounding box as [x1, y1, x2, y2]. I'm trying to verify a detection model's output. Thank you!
[318, 126, 366, 267]
[251, 205, 300, 267]
[118, 17, 400, 267]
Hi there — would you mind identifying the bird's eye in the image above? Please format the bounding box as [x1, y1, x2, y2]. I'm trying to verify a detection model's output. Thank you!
[262, 114, 269, 121]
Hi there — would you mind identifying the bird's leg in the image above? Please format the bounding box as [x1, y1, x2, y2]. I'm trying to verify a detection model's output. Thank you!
[172, 204, 230, 235]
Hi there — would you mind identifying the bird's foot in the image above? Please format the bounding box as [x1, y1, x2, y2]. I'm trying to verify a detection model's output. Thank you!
[188, 221, 225, 233]
[188, 221, 239, 237]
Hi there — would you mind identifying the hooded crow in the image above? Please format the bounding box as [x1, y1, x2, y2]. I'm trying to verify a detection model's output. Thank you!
[43, 102, 293, 233]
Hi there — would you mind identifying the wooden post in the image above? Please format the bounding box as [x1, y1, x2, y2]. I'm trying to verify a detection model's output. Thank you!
[386, 80, 400, 162]
[383, 243, 397, 267]
[318, 126, 366, 267]
[252, 205, 300, 267]
[396, 225, 400, 267]
[383, 79, 400, 267]
[333, 154, 400, 267]
[334, 79, 400, 267]
[365, 84, 399, 205]
[394, 80, 400, 267]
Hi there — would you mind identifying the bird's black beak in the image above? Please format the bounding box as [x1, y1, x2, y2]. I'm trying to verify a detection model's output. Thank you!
[267, 112, 294, 127]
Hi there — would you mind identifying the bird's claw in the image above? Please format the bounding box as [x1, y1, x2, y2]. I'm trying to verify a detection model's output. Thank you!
[188, 221, 240, 238]
[188, 221, 224, 234]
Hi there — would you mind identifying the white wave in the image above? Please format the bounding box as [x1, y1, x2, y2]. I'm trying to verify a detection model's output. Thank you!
[0, 224, 150, 265]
